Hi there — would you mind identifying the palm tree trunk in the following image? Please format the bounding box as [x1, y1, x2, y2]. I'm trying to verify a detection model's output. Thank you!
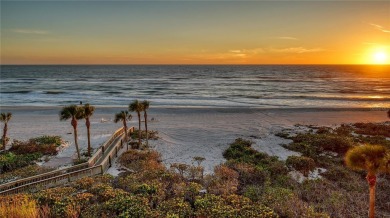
[72, 118, 81, 160]
[144, 111, 148, 146]
[137, 111, 141, 148]
[86, 118, 91, 156]
[2, 123, 7, 150]
[123, 120, 128, 144]
[367, 174, 376, 218]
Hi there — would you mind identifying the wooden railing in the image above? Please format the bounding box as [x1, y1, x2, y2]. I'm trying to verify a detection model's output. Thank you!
[0, 126, 134, 195]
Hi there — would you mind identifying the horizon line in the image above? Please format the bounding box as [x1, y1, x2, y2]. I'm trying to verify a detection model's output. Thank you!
[2, 63, 390, 66]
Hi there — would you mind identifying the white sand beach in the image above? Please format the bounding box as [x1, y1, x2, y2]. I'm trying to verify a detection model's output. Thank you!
[1, 106, 388, 173]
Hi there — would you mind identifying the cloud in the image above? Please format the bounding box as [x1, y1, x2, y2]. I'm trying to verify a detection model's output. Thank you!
[269, 47, 324, 54]
[10, 29, 49, 35]
[277, 36, 298, 40]
[369, 23, 390, 33]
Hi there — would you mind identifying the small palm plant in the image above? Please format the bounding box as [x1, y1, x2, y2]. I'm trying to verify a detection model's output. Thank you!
[81, 104, 95, 156]
[114, 111, 132, 145]
[129, 100, 144, 148]
[345, 144, 389, 218]
[0, 112, 12, 150]
[142, 100, 150, 146]
[60, 105, 84, 160]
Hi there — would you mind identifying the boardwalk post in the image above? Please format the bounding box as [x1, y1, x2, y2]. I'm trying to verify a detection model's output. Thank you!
[102, 146, 105, 154]
[121, 139, 123, 149]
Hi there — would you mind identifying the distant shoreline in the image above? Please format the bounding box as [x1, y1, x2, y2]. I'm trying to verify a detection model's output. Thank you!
[1, 105, 388, 113]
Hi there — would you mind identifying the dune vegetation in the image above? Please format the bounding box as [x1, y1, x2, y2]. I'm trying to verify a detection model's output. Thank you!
[1, 108, 389, 217]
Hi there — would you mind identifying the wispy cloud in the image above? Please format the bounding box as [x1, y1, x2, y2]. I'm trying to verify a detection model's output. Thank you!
[270, 47, 324, 54]
[369, 23, 390, 33]
[10, 29, 49, 35]
[229, 47, 324, 56]
[277, 36, 298, 40]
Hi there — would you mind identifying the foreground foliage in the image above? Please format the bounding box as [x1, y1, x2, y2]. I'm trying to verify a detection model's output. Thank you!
[1, 122, 389, 217]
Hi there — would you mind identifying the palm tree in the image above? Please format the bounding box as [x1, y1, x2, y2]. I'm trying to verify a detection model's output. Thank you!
[0, 112, 12, 150]
[81, 104, 95, 156]
[142, 100, 150, 146]
[345, 144, 389, 218]
[60, 105, 83, 160]
[129, 100, 144, 148]
[114, 111, 132, 145]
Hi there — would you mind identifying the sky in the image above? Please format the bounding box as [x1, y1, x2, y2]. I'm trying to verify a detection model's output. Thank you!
[1, 1, 389, 65]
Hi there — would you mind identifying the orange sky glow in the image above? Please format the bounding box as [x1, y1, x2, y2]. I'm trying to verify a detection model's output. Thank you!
[1, 1, 389, 65]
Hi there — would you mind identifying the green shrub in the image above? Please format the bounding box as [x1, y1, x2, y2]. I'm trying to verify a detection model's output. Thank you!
[131, 130, 159, 140]
[120, 149, 164, 173]
[157, 198, 193, 217]
[286, 156, 316, 176]
[289, 133, 354, 154]
[31, 135, 62, 146]
[334, 124, 353, 136]
[206, 164, 239, 196]
[243, 185, 265, 202]
[103, 195, 153, 217]
[9, 141, 57, 155]
[0, 152, 42, 173]
[261, 187, 329, 218]
[90, 184, 128, 202]
[353, 122, 390, 137]
[194, 194, 235, 218]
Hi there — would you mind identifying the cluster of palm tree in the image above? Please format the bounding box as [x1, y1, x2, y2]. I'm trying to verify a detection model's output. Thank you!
[115, 100, 150, 149]
[59, 104, 95, 160]
[0, 112, 12, 150]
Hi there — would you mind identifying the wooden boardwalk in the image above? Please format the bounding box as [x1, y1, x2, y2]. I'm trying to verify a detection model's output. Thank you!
[0, 126, 134, 195]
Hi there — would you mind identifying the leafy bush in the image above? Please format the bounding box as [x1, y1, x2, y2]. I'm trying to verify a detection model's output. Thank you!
[286, 156, 316, 176]
[194, 194, 236, 217]
[120, 149, 164, 173]
[334, 124, 353, 136]
[353, 122, 390, 137]
[102, 195, 153, 217]
[261, 187, 329, 218]
[194, 194, 278, 218]
[9, 138, 59, 155]
[288, 133, 354, 155]
[299, 180, 366, 217]
[157, 197, 193, 217]
[90, 184, 128, 202]
[0, 152, 42, 173]
[131, 130, 159, 140]
[206, 164, 239, 196]
[227, 162, 270, 192]
[31, 135, 62, 146]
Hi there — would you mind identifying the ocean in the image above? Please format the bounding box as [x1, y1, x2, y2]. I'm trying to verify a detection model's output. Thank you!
[1, 65, 389, 109]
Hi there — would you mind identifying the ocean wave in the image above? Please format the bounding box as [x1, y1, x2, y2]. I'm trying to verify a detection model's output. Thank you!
[2, 90, 31, 94]
[45, 91, 66, 95]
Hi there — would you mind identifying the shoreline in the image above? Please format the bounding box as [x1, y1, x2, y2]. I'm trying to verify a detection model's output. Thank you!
[1, 105, 389, 112]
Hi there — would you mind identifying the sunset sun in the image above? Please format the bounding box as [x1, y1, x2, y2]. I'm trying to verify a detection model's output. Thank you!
[372, 51, 388, 64]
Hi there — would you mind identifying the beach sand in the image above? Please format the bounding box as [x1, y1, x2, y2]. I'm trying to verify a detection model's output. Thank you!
[1, 106, 388, 173]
